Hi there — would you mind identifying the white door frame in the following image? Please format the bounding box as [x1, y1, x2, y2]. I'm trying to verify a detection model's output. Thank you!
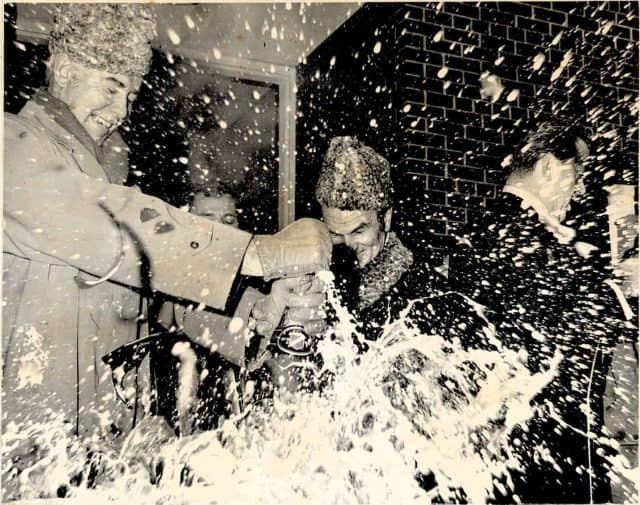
[155, 50, 298, 230]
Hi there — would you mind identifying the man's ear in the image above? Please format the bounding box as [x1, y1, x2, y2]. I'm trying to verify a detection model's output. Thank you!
[383, 208, 393, 232]
[48, 53, 75, 88]
[534, 152, 556, 182]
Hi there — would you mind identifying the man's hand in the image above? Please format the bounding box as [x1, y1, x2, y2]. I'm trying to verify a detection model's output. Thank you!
[252, 276, 326, 339]
[241, 218, 332, 280]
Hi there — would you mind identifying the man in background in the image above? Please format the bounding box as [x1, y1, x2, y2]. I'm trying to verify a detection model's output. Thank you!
[153, 187, 326, 434]
[448, 119, 635, 503]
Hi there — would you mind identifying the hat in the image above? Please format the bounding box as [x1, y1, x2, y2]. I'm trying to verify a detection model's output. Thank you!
[49, 4, 156, 77]
[315, 136, 391, 210]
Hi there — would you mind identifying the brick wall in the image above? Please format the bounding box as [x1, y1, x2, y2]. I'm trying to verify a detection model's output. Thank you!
[297, 2, 638, 254]
[393, 1, 639, 248]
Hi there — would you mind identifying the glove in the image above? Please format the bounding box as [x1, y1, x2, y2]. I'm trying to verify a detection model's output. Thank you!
[252, 218, 332, 281]
[251, 275, 326, 339]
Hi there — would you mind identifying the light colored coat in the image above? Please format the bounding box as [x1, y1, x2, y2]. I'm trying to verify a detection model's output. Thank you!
[2, 98, 253, 440]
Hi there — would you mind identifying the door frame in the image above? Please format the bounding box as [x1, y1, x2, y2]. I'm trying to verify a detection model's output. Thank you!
[175, 51, 297, 229]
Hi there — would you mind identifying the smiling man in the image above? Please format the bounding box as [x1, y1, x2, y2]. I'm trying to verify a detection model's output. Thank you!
[315, 136, 451, 327]
[2, 5, 330, 488]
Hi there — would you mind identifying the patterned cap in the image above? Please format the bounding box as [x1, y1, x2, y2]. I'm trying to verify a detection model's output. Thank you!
[49, 4, 156, 77]
[315, 136, 391, 210]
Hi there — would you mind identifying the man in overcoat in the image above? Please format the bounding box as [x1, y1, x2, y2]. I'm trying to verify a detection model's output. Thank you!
[448, 119, 635, 503]
[2, 3, 330, 462]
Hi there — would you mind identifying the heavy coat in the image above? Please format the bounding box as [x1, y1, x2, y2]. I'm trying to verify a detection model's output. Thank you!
[333, 233, 484, 349]
[2, 93, 252, 441]
[448, 191, 634, 503]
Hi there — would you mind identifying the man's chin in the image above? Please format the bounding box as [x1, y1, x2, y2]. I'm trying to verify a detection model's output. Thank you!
[84, 122, 114, 146]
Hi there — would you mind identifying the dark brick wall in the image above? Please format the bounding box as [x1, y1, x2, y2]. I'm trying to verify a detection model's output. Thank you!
[296, 4, 401, 219]
[394, 1, 639, 246]
[297, 2, 638, 252]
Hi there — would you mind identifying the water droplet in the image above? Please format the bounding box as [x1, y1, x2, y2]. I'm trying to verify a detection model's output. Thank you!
[167, 28, 181, 45]
[506, 89, 520, 102]
[533, 53, 546, 71]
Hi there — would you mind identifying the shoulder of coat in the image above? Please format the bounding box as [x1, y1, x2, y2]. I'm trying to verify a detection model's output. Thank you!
[5, 111, 59, 156]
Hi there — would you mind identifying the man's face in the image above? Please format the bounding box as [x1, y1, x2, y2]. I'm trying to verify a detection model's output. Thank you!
[540, 158, 584, 222]
[63, 64, 142, 145]
[539, 137, 587, 222]
[548, 158, 579, 222]
[322, 207, 387, 268]
[191, 193, 239, 228]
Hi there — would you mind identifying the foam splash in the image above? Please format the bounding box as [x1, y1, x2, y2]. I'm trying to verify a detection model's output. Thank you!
[15, 325, 48, 389]
[3, 273, 633, 504]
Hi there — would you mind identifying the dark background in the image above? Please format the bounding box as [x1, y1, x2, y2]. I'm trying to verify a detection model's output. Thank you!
[295, 2, 639, 259]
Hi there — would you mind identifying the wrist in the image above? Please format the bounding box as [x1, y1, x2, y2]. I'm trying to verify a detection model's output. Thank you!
[241, 237, 264, 276]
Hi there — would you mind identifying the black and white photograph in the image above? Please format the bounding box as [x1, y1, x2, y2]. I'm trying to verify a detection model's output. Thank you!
[2, 2, 639, 503]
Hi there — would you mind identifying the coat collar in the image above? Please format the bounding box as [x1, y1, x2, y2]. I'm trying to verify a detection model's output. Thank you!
[32, 89, 104, 164]
[357, 232, 414, 310]
[502, 185, 577, 245]
[20, 90, 129, 184]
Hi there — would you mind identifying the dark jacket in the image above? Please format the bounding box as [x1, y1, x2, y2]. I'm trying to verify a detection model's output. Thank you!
[332, 233, 451, 340]
[448, 191, 633, 504]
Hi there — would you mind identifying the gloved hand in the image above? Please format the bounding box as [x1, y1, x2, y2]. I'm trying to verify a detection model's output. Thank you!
[251, 218, 332, 281]
[251, 275, 327, 339]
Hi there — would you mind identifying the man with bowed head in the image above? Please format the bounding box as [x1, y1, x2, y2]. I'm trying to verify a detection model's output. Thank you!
[448, 118, 636, 503]
[2, 2, 330, 469]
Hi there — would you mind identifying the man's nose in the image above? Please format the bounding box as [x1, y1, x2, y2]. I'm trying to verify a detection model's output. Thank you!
[344, 235, 356, 249]
[111, 93, 129, 121]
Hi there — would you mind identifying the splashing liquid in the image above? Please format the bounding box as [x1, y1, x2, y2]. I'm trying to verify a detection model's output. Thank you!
[2, 273, 635, 504]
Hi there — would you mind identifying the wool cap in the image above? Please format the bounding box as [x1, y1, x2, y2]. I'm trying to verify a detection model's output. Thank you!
[315, 136, 391, 210]
[49, 4, 156, 77]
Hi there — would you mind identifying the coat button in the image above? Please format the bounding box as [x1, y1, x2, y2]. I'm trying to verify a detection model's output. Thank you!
[190, 241, 199, 249]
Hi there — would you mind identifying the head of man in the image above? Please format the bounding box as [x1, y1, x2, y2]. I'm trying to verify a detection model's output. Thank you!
[506, 119, 590, 222]
[190, 188, 239, 228]
[315, 136, 393, 268]
[47, 4, 156, 145]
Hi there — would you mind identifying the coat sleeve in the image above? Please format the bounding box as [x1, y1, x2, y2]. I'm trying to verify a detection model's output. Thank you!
[3, 113, 252, 310]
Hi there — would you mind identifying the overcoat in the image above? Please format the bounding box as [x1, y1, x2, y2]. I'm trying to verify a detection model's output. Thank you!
[448, 191, 634, 503]
[3, 93, 253, 441]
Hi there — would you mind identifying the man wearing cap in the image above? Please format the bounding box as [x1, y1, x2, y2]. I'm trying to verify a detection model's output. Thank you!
[2, 2, 330, 464]
[447, 119, 635, 503]
[314, 136, 486, 341]
[314, 137, 514, 499]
